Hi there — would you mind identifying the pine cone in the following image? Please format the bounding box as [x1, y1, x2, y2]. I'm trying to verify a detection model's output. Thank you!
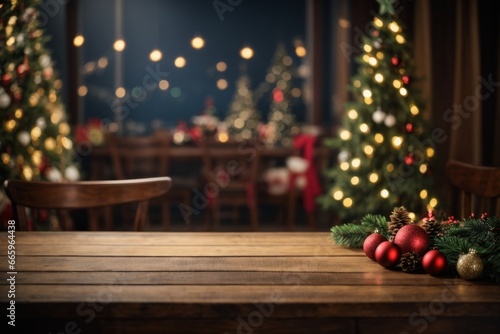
[422, 218, 443, 238]
[388, 206, 411, 237]
[400, 251, 422, 273]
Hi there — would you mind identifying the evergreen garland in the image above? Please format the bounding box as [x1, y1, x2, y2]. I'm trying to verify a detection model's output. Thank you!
[331, 207, 500, 282]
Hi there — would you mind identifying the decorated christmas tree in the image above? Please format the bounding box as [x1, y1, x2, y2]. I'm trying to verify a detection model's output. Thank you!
[0, 1, 78, 184]
[320, 0, 438, 221]
[263, 44, 298, 147]
[225, 74, 260, 141]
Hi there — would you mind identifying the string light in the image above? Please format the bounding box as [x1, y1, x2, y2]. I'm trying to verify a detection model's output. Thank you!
[380, 189, 389, 198]
[353, 80, 361, 88]
[340, 162, 349, 171]
[368, 57, 378, 66]
[240, 47, 254, 59]
[374, 73, 384, 83]
[295, 46, 307, 57]
[374, 133, 384, 143]
[149, 49, 162, 62]
[363, 145, 374, 155]
[369, 172, 379, 183]
[216, 62, 227, 72]
[351, 176, 360, 185]
[393, 80, 402, 89]
[362, 89, 372, 98]
[191, 36, 205, 49]
[77, 86, 88, 97]
[218, 132, 229, 143]
[389, 22, 400, 33]
[419, 164, 428, 174]
[113, 39, 126, 52]
[339, 130, 352, 140]
[391, 136, 403, 148]
[363, 44, 372, 52]
[347, 109, 358, 119]
[332, 190, 344, 200]
[158, 80, 169, 90]
[373, 17, 383, 27]
[410, 104, 419, 115]
[376, 52, 384, 60]
[351, 158, 361, 169]
[73, 35, 84, 47]
[386, 164, 394, 172]
[216, 79, 228, 90]
[408, 212, 416, 221]
[174, 56, 186, 68]
[343, 198, 353, 208]
[429, 198, 438, 208]
[115, 87, 126, 98]
[359, 123, 369, 133]
[364, 97, 373, 105]
[426, 147, 435, 157]
[420, 189, 428, 199]
[396, 34, 406, 44]
[399, 87, 408, 96]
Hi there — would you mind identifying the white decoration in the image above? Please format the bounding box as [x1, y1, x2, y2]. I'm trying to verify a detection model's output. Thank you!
[286, 156, 309, 174]
[373, 39, 382, 49]
[36, 117, 47, 130]
[263, 167, 289, 196]
[338, 150, 350, 163]
[46, 167, 63, 182]
[0, 91, 11, 109]
[64, 166, 80, 182]
[384, 114, 396, 127]
[16, 34, 25, 45]
[372, 108, 386, 124]
[39, 54, 51, 68]
[17, 131, 31, 146]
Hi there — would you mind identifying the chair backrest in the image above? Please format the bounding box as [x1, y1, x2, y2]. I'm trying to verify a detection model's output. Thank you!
[107, 132, 171, 180]
[201, 138, 261, 188]
[446, 159, 500, 217]
[4, 177, 172, 231]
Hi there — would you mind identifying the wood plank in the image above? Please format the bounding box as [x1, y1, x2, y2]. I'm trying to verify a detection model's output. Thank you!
[1, 232, 335, 246]
[3, 284, 500, 305]
[1, 271, 479, 286]
[7, 244, 359, 257]
[0, 256, 386, 273]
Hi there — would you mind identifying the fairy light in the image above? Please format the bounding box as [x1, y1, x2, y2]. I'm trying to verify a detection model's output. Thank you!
[374, 73, 384, 83]
[359, 123, 369, 133]
[419, 164, 428, 174]
[391, 136, 403, 148]
[191, 36, 205, 49]
[351, 158, 361, 169]
[347, 109, 358, 119]
[332, 190, 344, 201]
[386, 164, 394, 172]
[174, 56, 186, 68]
[376, 52, 384, 60]
[429, 198, 438, 208]
[426, 147, 435, 157]
[149, 49, 162, 62]
[240, 47, 254, 59]
[73, 35, 84, 47]
[340, 162, 349, 171]
[369, 172, 379, 183]
[373, 17, 383, 27]
[400, 87, 408, 96]
[353, 80, 361, 88]
[380, 189, 390, 198]
[351, 176, 360, 185]
[410, 104, 420, 115]
[363, 55, 370, 63]
[362, 89, 372, 98]
[393, 80, 402, 89]
[408, 212, 416, 221]
[364, 145, 374, 155]
[364, 97, 373, 105]
[343, 198, 353, 208]
[113, 39, 126, 52]
[363, 44, 372, 52]
[368, 57, 378, 66]
[374, 133, 384, 143]
[340, 130, 352, 140]
[396, 34, 406, 44]
[420, 189, 428, 199]
[389, 22, 400, 33]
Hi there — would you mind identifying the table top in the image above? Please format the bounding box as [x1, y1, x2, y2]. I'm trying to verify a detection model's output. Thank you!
[1, 232, 499, 333]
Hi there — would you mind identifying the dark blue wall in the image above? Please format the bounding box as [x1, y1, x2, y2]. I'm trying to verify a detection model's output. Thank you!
[45, 0, 307, 131]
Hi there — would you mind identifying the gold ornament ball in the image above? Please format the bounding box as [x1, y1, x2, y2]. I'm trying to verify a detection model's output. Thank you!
[456, 250, 484, 280]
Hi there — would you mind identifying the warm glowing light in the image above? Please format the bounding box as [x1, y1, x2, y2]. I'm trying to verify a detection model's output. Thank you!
[149, 49, 162, 62]
[351, 176, 360, 185]
[409, 212, 416, 221]
[77, 86, 88, 97]
[240, 47, 254, 59]
[429, 198, 438, 208]
[343, 197, 353, 208]
[283, 56, 293, 66]
[73, 35, 84, 47]
[368, 57, 378, 66]
[174, 56, 186, 68]
[353, 80, 361, 88]
[359, 123, 369, 133]
[340, 162, 349, 171]
[115, 87, 126, 98]
[386, 164, 394, 172]
[216, 79, 228, 90]
[374, 17, 383, 27]
[419, 164, 428, 174]
[216, 61, 227, 72]
[369, 172, 379, 183]
[15, 109, 23, 118]
[97, 57, 108, 68]
[113, 39, 126, 52]
[363, 44, 372, 52]
[393, 80, 402, 89]
[333, 190, 344, 200]
[347, 109, 358, 119]
[400, 87, 408, 96]
[426, 147, 435, 157]
[374, 133, 384, 143]
[375, 73, 384, 83]
[31, 126, 42, 139]
[389, 22, 400, 33]
[351, 158, 361, 168]
[364, 145, 374, 155]
[158, 80, 169, 90]
[363, 55, 370, 63]
[340, 130, 352, 140]
[420, 189, 428, 199]
[218, 132, 229, 143]
[380, 189, 389, 198]
[391, 136, 403, 148]
[396, 34, 406, 44]
[362, 89, 372, 98]
[364, 97, 373, 105]
[376, 52, 384, 60]
[291, 88, 301, 98]
[191, 36, 205, 49]
[295, 46, 307, 57]
[410, 105, 420, 115]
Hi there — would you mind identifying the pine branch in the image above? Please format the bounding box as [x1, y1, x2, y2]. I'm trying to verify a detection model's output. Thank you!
[330, 224, 369, 248]
[361, 214, 390, 239]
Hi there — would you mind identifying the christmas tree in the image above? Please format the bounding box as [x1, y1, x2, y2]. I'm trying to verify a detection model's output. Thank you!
[0, 1, 78, 184]
[225, 74, 260, 141]
[263, 44, 298, 147]
[320, 0, 438, 221]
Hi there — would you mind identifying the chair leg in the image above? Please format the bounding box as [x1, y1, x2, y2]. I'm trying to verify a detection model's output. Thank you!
[134, 201, 149, 231]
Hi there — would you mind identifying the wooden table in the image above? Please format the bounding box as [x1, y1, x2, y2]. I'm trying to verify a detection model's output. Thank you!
[1, 232, 499, 333]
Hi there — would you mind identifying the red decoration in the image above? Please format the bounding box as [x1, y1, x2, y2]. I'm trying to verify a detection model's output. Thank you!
[272, 88, 284, 103]
[1, 73, 12, 86]
[373, 30, 379, 37]
[402, 75, 410, 85]
[391, 56, 400, 66]
[375, 241, 402, 268]
[405, 123, 414, 133]
[17, 55, 31, 77]
[422, 249, 447, 276]
[404, 154, 414, 165]
[363, 233, 387, 261]
[394, 224, 429, 255]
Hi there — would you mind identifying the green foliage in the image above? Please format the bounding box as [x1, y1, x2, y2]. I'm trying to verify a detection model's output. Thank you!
[225, 75, 260, 140]
[330, 214, 388, 248]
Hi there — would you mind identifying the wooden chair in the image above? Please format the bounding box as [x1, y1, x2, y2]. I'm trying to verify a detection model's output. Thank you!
[446, 159, 500, 218]
[200, 138, 260, 231]
[4, 177, 172, 231]
[107, 131, 184, 230]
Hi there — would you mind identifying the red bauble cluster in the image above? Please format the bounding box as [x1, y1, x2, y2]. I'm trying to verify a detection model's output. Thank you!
[422, 249, 447, 276]
[375, 241, 401, 268]
[402, 75, 410, 85]
[363, 233, 387, 261]
[405, 123, 414, 133]
[391, 56, 400, 66]
[404, 154, 414, 165]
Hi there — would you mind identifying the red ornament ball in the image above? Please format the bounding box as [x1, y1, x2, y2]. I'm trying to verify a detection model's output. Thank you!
[394, 224, 429, 255]
[1, 73, 12, 86]
[391, 56, 400, 66]
[404, 154, 414, 165]
[422, 249, 447, 276]
[402, 75, 410, 85]
[373, 30, 379, 37]
[405, 123, 414, 133]
[375, 241, 402, 268]
[363, 233, 387, 261]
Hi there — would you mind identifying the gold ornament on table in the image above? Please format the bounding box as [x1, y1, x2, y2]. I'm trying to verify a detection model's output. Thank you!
[456, 249, 484, 280]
